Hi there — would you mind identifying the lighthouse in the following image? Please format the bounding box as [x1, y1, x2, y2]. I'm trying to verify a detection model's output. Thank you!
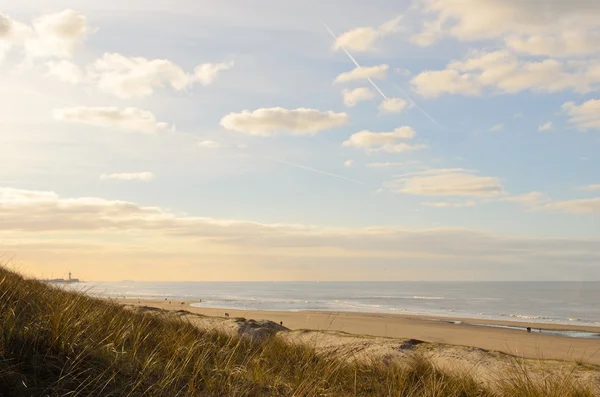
[68, 271, 72, 281]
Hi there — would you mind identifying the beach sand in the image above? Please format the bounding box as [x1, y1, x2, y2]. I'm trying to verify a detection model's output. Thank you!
[115, 298, 600, 366]
[114, 298, 600, 390]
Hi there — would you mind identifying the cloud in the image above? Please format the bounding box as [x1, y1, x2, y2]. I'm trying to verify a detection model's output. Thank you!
[334, 64, 388, 83]
[489, 123, 503, 132]
[46, 60, 83, 84]
[562, 99, 600, 130]
[193, 61, 234, 85]
[87, 53, 232, 98]
[544, 198, 600, 214]
[498, 192, 548, 207]
[379, 98, 408, 113]
[579, 184, 600, 191]
[0, 14, 12, 38]
[52, 107, 170, 134]
[410, 21, 442, 47]
[342, 87, 375, 107]
[384, 169, 504, 197]
[416, 0, 600, 43]
[411, 51, 600, 98]
[344, 160, 354, 167]
[421, 201, 476, 208]
[3, 187, 600, 280]
[23, 10, 90, 59]
[506, 32, 600, 57]
[0, 10, 90, 63]
[197, 140, 221, 149]
[343, 127, 426, 153]
[100, 172, 155, 181]
[334, 15, 402, 52]
[538, 122, 553, 131]
[220, 107, 349, 136]
[366, 161, 423, 169]
[0, 15, 15, 64]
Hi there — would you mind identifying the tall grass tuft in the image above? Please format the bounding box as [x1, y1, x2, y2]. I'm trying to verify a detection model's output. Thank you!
[0, 267, 596, 396]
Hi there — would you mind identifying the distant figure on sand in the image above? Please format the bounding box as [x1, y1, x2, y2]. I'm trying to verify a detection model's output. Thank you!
[527, 327, 531, 333]
[225, 313, 229, 317]
[280, 321, 283, 326]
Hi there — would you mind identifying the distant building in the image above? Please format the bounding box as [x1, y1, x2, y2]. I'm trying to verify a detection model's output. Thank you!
[41, 271, 80, 284]
[68, 272, 80, 283]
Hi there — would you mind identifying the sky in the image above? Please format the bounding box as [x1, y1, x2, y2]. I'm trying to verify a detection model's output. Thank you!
[1, 0, 599, 281]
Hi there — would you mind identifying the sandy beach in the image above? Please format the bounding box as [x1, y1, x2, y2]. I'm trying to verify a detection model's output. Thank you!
[115, 298, 600, 366]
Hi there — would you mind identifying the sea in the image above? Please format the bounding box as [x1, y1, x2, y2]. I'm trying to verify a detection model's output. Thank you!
[68, 281, 600, 330]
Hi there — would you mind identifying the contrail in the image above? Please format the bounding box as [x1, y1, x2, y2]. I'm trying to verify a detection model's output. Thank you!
[322, 21, 444, 130]
[268, 157, 364, 185]
[322, 22, 388, 100]
[392, 82, 445, 130]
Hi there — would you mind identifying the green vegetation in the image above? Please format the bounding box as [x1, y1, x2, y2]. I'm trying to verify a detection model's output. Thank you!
[0, 267, 596, 396]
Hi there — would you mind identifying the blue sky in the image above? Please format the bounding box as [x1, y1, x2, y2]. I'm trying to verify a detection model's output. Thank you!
[1, 0, 599, 281]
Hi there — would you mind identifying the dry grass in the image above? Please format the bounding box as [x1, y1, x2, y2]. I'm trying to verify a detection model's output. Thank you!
[0, 267, 596, 396]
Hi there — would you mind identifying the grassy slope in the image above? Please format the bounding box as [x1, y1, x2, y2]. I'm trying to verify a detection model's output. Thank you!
[0, 267, 595, 397]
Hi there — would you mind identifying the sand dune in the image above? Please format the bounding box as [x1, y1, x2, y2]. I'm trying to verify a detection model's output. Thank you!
[117, 299, 600, 365]
[118, 299, 600, 391]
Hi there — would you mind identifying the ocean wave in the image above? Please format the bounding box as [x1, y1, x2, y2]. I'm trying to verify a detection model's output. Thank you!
[412, 296, 444, 300]
[508, 314, 551, 320]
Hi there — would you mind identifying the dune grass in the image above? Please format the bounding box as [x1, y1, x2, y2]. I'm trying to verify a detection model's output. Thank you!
[0, 267, 596, 396]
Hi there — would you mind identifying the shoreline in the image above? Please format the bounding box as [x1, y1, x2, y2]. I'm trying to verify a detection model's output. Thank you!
[109, 296, 600, 332]
[115, 299, 600, 365]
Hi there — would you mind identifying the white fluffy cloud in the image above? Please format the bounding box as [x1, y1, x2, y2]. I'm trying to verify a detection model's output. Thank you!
[384, 169, 504, 197]
[342, 87, 375, 107]
[0, 17, 13, 64]
[23, 9, 90, 59]
[415, 1, 600, 57]
[0, 10, 90, 62]
[416, 0, 600, 43]
[562, 99, 600, 130]
[197, 140, 221, 149]
[544, 198, 600, 214]
[1, 11, 231, 97]
[2, 11, 89, 64]
[334, 64, 388, 83]
[506, 32, 600, 57]
[0, 14, 12, 38]
[100, 172, 155, 181]
[411, 51, 600, 97]
[220, 107, 348, 136]
[334, 15, 402, 52]
[411, 21, 442, 47]
[344, 160, 354, 167]
[538, 122, 553, 131]
[87, 53, 232, 99]
[379, 98, 408, 113]
[194, 61, 235, 85]
[46, 60, 83, 84]
[343, 127, 426, 153]
[53, 107, 170, 134]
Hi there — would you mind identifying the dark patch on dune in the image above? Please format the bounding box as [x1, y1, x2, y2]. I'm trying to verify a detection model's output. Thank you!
[135, 305, 162, 312]
[397, 339, 425, 350]
[235, 319, 289, 342]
